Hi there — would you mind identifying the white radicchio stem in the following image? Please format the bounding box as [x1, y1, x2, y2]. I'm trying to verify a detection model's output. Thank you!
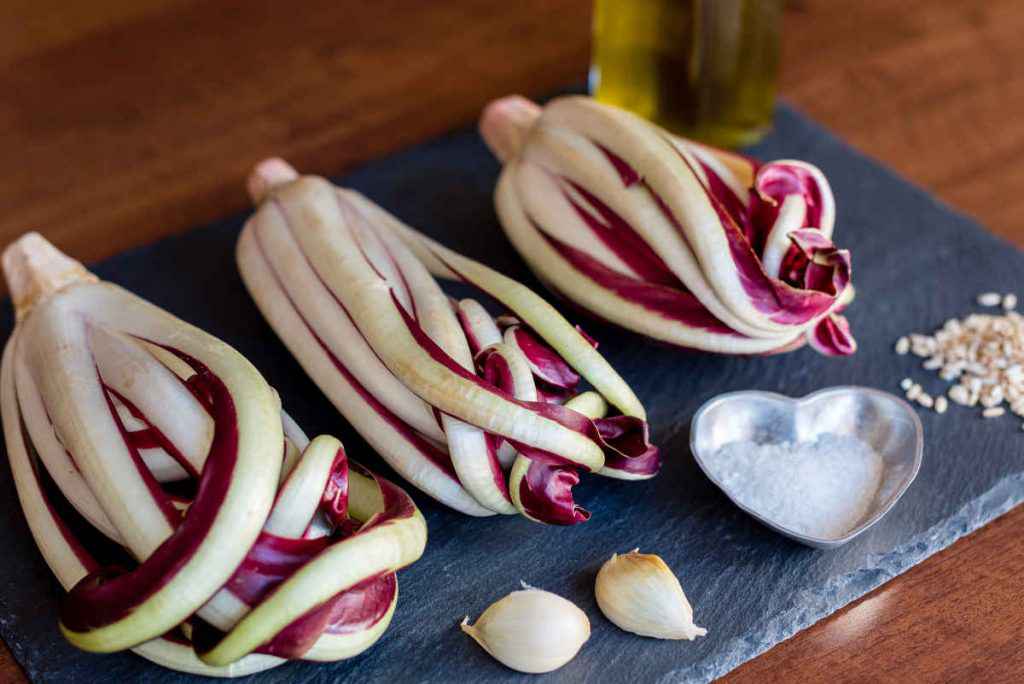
[238, 159, 660, 524]
[480, 95, 856, 357]
[0, 233, 426, 674]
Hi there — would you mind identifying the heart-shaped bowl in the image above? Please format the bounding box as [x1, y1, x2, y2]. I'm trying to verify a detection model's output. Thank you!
[690, 386, 923, 549]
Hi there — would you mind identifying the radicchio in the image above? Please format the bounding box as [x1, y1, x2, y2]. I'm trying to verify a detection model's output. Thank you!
[483, 95, 857, 356]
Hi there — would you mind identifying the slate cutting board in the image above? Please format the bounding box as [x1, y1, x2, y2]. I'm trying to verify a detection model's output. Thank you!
[1, 105, 1023, 684]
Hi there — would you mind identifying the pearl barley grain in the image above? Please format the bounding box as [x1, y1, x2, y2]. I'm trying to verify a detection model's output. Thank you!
[896, 293, 1024, 422]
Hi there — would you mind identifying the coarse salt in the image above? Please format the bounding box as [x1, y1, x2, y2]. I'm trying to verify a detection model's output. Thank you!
[705, 434, 884, 540]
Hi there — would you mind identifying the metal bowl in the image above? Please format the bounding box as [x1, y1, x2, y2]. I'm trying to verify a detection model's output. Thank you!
[690, 386, 923, 549]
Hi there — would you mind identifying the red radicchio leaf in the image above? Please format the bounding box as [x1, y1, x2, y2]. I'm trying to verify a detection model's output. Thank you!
[61, 353, 242, 633]
[319, 448, 354, 535]
[226, 533, 330, 606]
[754, 161, 826, 237]
[107, 386, 201, 480]
[251, 222, 459, 481]
[189, 572, 398, 660]
[539, 230, 738, 335]
[574, 324, 599, 349]
[596, 143, 642, 187]
[509, 325, 580, 391]
[456, 307, 487, 357]
[593, 416, 661, 476]
[584, 142, 845, 329]
[524, 134, 855, 356]
[395, 293, 658, 473]
[197, 475, 415, 659]
[561, 178, 681, 287]
[472, 347, 529, 498]
[477, 345, 589, 527]
[518, 461, 590, 526]
[695, 159, 756, 247]
[534, 384, 575, 404]
[258, 573, 397, 658]
[788, 229, 851, 298]
[654, 144, 842, 326]
[807, 313, 857, 357]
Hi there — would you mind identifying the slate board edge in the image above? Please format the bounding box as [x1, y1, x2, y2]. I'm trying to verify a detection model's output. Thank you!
[1, 605, 37, 681]
[661, 469, 1024, 682]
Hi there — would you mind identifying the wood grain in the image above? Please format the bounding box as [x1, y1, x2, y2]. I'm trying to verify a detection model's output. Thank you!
[0, 0, 592, 266]
[2, 0, 1022, 681]
[726, 507, 1024, 683]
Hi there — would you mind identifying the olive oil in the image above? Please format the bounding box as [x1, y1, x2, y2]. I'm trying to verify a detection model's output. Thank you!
[590, 0, 781, 148]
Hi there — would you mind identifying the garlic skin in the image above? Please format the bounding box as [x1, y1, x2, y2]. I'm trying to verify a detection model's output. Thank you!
[461, 586, 590, 673]
[595, 550, 707, 640]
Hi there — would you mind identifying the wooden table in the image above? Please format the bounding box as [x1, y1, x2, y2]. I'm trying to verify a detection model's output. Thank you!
[2, 0, 1022, 680]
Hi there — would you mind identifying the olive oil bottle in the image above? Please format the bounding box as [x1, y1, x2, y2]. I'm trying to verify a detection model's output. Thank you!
[590, 0, 782, 148]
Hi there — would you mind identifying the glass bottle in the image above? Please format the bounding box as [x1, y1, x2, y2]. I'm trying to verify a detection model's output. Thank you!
[590, 0, 782, 148]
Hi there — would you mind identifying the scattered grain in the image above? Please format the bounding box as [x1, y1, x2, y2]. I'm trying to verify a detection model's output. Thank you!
[949, 385, 970, 405]
[980, 387, 1004, 408]
[939, 367, 959, 381]
[895, 292, 1024, 422]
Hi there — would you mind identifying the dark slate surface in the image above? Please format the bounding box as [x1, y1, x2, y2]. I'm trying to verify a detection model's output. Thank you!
[2, 105, 1023, 684]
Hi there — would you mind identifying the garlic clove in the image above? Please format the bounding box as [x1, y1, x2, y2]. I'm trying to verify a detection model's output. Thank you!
[595, 550, 707, 640]
[461, 585, 590, 673]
